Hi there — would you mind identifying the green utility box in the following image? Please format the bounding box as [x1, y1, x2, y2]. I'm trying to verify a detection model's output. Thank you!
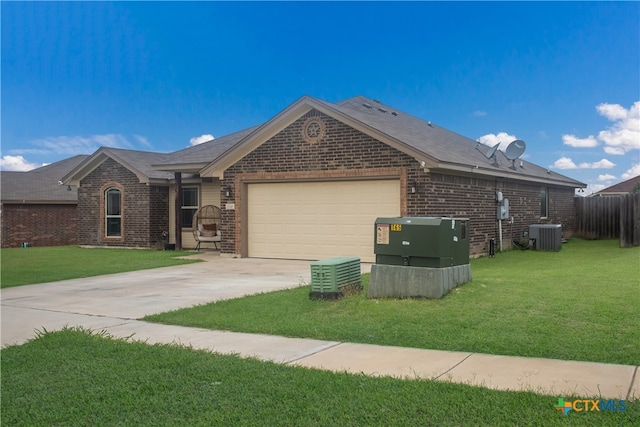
[374, 217, 470, 267]
[309, 256, 362, 300]
[369, 217, 472, 299]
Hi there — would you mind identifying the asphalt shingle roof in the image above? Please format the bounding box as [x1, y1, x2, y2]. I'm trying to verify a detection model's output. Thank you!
[1, 155, 89, 202]
[593, 174, 640, 195]
[156, 126, 260, 167]
[327, 96, 583, 186]
[59, 94, 584, 189]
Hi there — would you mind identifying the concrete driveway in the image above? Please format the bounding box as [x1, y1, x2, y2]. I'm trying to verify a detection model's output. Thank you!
[1, 254, 312, 347]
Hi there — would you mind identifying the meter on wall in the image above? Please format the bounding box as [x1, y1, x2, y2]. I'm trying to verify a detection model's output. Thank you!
[497, 198, 510, 220]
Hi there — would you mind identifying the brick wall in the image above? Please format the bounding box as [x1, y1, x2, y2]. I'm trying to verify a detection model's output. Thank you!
[149, 185, 170, 248]
[77, 158, 169, 248]
[219, 110, 576, 257]
[1, 203, 78, 248]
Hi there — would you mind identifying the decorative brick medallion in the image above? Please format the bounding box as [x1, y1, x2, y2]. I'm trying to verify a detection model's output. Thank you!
[302, 117, 326, 144]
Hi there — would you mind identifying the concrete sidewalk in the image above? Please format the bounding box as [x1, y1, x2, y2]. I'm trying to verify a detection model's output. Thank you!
[1, 253, 637, 401]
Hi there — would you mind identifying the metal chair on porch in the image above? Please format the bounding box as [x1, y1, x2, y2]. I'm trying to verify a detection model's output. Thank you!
[192, 205, 222, 251]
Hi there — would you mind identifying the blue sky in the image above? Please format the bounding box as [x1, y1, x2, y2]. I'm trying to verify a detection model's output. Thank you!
[2, 1, 639, 194]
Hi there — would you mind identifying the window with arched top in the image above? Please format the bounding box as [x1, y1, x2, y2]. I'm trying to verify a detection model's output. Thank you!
[105, 188, 122, 237]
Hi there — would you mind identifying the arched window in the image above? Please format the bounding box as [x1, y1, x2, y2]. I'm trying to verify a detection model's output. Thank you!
[105, 188, 122, 237]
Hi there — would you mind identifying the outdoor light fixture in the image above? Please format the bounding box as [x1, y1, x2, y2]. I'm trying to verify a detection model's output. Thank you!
[410, 181, 418, 194]
[224, 186, 232, 197]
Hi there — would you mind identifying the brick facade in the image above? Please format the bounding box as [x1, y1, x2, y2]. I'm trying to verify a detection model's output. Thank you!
[77, 158, 169, 248]
[1, 204, 77, 248]
[220, 110, 576, 257]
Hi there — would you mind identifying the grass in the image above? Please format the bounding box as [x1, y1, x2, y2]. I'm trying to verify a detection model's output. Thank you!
[0, 245, 202, 288]
[145, 239, 640, 365]
[2, 328, 637, 426]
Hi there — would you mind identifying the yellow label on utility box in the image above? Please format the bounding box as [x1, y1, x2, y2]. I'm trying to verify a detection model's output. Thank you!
[391, 224, 402, 232]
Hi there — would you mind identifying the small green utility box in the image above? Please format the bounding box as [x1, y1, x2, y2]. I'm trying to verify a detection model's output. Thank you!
[374, 217, 470, 267]
[309, 256, 362, 300]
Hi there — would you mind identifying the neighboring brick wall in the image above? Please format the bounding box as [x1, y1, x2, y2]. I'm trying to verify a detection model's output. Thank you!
[77, 158, 169, 248]
[1, 204, 78, 248]
[220, 110, 576, 257]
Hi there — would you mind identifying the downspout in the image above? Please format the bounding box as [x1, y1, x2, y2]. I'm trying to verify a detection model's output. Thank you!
[175, 172, 182, 250]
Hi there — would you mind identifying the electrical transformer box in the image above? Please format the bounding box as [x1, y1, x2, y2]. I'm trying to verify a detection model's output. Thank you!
[374, 217, 470, 268]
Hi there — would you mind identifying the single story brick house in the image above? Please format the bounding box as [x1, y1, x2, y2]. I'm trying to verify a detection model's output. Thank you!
[1, 155, 88, 248]
[63, 95, 585, 261]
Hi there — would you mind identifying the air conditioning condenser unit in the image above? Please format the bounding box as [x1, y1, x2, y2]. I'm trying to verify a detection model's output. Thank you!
[529, 224, 562, 251]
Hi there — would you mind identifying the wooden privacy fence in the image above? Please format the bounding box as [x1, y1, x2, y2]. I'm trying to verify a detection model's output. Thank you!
[575, 193, 640, 247]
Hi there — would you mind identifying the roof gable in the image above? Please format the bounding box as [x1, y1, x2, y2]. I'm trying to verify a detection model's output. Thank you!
[62, 148, 174, 186]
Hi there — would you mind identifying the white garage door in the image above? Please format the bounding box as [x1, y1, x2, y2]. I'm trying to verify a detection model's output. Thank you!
[247, 180, 400, 262]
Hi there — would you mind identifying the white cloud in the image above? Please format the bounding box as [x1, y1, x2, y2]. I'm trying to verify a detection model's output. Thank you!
[477, 132, 518, 151]
[560, 101, 639, 156]
[134, 134, 152, 148]
[603, 146, 626, 155]
[551, 157, 616, 170]
[189, 134, 215, 146]
[17, 134, 134, 156]
[597, 174, 616, 181]
[472, 110, 487, 117]
[562, 134, 598, 148]
[585, 184, 606, 195]
[621, 163, 640, 180]
[584, 159, 616, 169]
[596, 103, 628, 121]
[0, 155, 44, 171]
[596, 101, 639, 154]
[551, 157, 578, 169]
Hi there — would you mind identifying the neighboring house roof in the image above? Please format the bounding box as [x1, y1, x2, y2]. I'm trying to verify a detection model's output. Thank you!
[1, 155, 89, 204]
[591, 175, 640, 196]
[199, 95, 585, 188]
[62, 147, 176, 186]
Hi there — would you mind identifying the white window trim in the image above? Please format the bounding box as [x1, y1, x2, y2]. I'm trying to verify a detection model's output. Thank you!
[540, 187, 549, 219]
[105, 187, 122, 237]
[181, 186, 200, 229]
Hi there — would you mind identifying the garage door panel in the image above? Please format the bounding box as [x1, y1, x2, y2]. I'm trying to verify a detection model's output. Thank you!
[247, 180, 400, 261]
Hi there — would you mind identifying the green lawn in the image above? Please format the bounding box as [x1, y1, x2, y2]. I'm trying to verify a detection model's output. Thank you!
[145, 239, 640, 365]
[2, 328, 637, 426]
[0, 245, 202, 288]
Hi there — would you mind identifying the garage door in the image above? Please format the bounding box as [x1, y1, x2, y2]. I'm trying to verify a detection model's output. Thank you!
[247, 180, 400, 262]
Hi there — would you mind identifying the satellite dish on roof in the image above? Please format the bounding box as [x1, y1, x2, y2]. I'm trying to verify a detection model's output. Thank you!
[475, 142, 501, 167]
[504, 140, 526, 169]
[504, 140, 526, 160]
[485, 143, 500, 159]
